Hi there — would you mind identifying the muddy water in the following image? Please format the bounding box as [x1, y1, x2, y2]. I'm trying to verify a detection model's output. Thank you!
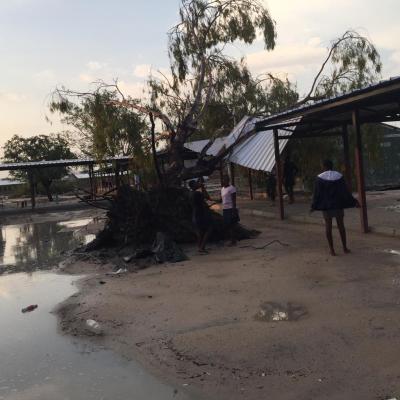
[0, 219, 94, 274]
[0, 219, 196, 400]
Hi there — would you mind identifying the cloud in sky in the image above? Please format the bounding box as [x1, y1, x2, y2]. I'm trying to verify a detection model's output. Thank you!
[87, 61, 106, 71]
[246, 42, 326, 76]
[0, 92, 28, 103]
[133, 64, 152, 79]
[1, 0, 400, 146]
[79, 73, 95, 83]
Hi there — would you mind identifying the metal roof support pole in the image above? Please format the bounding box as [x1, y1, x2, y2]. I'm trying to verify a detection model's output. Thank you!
[248, 169, 254, 200]
[28, 170, 36, 210]
[342, 124, 352, 190]
[352, 110, 369, 233]
[273, 129, 284, 220]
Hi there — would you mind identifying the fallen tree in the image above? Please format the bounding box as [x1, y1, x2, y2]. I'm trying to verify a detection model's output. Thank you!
[49, 1, 382, 258]
[90, 185, 256, 245]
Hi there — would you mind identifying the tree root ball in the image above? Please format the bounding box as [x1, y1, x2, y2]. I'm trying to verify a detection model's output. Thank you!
[89, 185, 258, 250]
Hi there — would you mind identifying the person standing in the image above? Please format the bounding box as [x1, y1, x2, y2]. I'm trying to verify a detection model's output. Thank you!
[283, 156, 299, 204]
[189, 179, 212, 254]
[221, 175, 239, 246]
[311, 159, 358, 256]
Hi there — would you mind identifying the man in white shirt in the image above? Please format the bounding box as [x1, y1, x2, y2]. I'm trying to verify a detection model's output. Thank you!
[221, 175, 239, 246]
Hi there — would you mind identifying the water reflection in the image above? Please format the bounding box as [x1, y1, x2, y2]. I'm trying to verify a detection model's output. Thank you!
[0, 220, 93, 273]
[0, 273, 194, 400]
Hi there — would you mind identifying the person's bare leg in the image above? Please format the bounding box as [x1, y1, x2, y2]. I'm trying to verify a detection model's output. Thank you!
[336, 215, 350, 253]
[324, 216, 335, 256]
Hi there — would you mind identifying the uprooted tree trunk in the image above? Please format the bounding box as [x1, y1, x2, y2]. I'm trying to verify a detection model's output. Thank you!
[88, 185, 257, 253]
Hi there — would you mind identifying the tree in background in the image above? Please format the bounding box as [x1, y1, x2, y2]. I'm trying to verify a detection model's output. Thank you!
[51, 0, 383, 188]
[52, 0, 277, 184]
[50, 88, 155, 187]
[50, 90, 150, 160]
[3, 134, 76, 201]
[284, 30, 383, 185]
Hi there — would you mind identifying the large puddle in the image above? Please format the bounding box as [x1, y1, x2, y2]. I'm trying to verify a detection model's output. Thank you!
[0, 219, 94, 274]
[0, 218, 196, 400]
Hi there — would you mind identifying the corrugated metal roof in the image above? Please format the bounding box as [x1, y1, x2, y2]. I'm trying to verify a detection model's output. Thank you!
[227, 116, 301, 172]
[0, 156, 132, 172]
[228, 128, 289, 172]
[184, 116, 300, 172]
[184, 137, 226, 156]
[256, 76, 400, 130]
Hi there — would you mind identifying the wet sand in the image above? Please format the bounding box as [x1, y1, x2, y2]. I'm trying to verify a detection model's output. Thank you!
[58, 216, 400, 400]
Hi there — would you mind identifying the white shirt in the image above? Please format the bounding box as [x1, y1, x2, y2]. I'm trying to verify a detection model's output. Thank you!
[318, 170, 342, 181]
[221, 185, 236, 209]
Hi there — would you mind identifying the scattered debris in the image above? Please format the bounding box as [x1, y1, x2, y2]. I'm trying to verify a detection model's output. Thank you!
[88, 185, 258, 250]
[109, 268, 128, 275]
[21, 304, 38, 313]
[255, 302, 307, 322]
[86, 319, 102, 335]
[384, 249, 400, 256]
[152, 232, 187, 263]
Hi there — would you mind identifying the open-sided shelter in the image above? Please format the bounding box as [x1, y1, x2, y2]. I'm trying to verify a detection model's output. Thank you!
[256, 76, 400, 233]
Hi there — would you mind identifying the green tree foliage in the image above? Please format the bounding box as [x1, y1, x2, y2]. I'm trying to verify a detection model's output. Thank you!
[286, 30, 383, 185]
[300, 30, 382, 104]
[49, 1, 383, 186]
[3, 134, 76, 201]
[135, 0, 277, 181]
[50, 90, 150, 161]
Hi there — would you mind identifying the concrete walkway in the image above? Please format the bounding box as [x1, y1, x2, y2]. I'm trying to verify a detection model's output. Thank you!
[234, 190, 400, 237]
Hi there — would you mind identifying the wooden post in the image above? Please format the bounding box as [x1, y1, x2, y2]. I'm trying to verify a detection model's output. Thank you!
[352, 110, 369, 233]
[248, 169, 254, 200]
[342, 124, 352, 190]
[28, 170, 36, 209]
[273, 129, 284, 220]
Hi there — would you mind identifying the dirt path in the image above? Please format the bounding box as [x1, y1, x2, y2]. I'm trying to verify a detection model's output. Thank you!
[58, 216, 400, 400]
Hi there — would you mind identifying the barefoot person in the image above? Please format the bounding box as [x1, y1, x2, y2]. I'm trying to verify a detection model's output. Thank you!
[311, 160, 358, 256]
[221, 175, 239, 246]
[189, 179, 212, 253]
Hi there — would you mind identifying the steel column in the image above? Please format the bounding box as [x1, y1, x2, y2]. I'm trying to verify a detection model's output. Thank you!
[352, 110, 369, 233]
[273, 129, 284, 220]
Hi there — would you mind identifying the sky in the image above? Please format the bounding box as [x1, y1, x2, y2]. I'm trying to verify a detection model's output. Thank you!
[1, 0, 400, 150]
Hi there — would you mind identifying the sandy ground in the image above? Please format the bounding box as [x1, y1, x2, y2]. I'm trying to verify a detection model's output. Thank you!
[57, 215, 400, 400]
